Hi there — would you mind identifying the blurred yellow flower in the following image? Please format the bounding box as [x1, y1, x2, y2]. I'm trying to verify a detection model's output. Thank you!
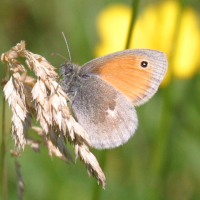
[95, 1, 200, 85]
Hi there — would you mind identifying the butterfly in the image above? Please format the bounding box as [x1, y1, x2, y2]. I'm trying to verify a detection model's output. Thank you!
[60, 49, 167, 149]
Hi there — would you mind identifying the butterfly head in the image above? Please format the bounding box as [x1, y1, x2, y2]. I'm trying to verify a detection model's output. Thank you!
[60, 61, 76, 76]
[60, 61, 80, 94]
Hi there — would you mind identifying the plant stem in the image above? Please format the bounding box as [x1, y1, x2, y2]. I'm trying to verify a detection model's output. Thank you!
[91, 150, 107, 200]
[125, 0, 140, 49]
[1, 66, 9, 200]
[1, 95, 7, 200]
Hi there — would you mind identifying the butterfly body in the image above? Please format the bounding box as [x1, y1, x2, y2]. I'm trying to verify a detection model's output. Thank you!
[60, 49, 167, 149]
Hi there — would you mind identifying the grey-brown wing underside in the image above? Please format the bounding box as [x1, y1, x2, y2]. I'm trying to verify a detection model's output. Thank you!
[71, 75, 138, 149]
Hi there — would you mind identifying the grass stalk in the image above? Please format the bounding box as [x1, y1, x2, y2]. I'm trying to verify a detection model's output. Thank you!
[1, 66, 9, 200]
[125, 0, 140, 49]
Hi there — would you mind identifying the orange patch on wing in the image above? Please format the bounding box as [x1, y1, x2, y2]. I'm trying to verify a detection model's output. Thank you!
[92, 55, 153, 103]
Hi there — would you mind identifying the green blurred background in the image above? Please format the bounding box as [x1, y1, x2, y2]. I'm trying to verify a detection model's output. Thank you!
[0, 0, 200, 199]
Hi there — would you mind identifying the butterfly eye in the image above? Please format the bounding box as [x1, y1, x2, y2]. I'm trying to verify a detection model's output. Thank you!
[64, 63, 74, 75]
[140, 61, 148, 68]
[65, 66, 72, 74]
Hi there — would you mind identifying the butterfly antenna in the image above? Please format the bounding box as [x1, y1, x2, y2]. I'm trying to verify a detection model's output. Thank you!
[62, 32, 72, 62]
[51, 52, 68, 60]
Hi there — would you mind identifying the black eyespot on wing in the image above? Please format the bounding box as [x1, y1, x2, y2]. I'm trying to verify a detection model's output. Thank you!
[140, 61, 148, 68]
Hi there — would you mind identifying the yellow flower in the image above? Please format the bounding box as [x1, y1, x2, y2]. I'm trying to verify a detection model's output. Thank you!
[95, 1, 200, 85]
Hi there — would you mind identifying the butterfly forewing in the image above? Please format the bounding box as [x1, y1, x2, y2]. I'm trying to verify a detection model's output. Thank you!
[80, 49, 167, 106]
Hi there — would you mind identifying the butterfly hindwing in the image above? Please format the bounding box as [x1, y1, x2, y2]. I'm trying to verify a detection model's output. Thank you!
[71, 75, 138, 149]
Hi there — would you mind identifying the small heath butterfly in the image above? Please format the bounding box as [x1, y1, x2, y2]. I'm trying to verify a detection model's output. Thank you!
[60, 48, 167, 149]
